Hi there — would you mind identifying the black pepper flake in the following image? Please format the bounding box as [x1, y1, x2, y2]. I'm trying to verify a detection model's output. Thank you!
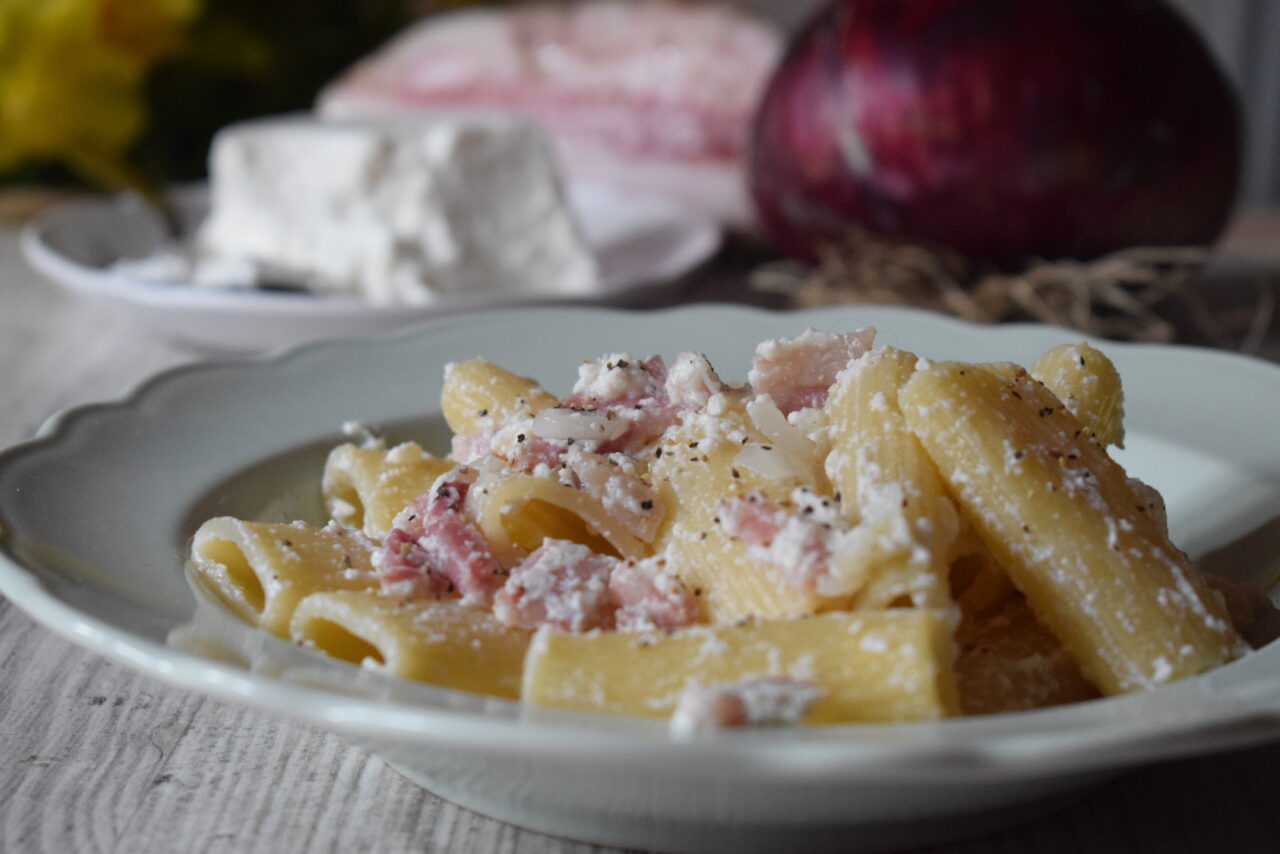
[833, 491, 842, 502]
[1039, 406, 1054, 417]
[731, 468, 740, 478]
[1013, 450, 1024, 459]
[1022, 525, 1031, 533]
[655, 447, 663, 458]
[617, 359, 630, 368]
[699, 532, 707, 540]
[516, 433, 526, 443]
[566, 438, 575, 445]
[1011, 390, 1022, 400]
[640, 500, 654, 510]
[478, 408, 488, 417]
[762, 445, 772, 451]
[688, 441, 698, 448]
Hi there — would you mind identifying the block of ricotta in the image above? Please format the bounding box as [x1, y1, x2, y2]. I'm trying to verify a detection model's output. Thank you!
[196, 113, 599, 304]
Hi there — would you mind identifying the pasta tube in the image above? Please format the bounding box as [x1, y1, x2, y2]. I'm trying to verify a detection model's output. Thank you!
[189, 518, 378, 637]
[1031, 342, 1125, 447]
[824, 347, 957, 608]
[290, 591, 530, 698]
[441, 358, 558, 435]
[523, 610, 959, 722]
[473, 472, 649, 565]
[322, 441, 453, 539]
[900, 362, 1246, 694]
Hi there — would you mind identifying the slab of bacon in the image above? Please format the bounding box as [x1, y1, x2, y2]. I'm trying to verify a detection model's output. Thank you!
[317, 0, 783, 228]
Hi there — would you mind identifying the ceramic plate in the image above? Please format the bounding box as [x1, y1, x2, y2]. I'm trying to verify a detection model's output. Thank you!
[20, 184, 721, 353]
[1, 305, 1278, 854]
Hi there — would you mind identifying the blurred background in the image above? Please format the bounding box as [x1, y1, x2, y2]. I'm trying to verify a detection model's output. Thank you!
[0, 0, 1276, 204]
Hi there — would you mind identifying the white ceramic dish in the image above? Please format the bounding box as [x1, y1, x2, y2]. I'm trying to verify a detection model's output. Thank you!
[20, 184, 721, 353]
[1, 305, 1278, 853]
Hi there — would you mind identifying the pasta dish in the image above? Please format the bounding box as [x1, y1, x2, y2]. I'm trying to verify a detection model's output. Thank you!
[187, 328, 1274, 729]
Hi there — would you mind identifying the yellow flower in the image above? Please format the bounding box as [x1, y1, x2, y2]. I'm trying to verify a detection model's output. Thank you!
[0, 0, 199, 189]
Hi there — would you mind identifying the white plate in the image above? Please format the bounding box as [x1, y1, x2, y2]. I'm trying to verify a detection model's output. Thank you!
[20, 184, 721, 353]
[1, 305, 1279, 853]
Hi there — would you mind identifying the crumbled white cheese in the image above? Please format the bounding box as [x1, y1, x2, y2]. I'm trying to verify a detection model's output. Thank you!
[572, 354, 660, 401]
[125, 113, 599, 304]
[669, 677, 824, 735]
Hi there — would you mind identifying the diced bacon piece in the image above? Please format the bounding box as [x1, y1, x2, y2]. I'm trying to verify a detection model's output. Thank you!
[610, 556, 701, 631]
[453, 416, 568, 471]
[747, 328, 876, 414]
[450, 429, 495, 464]
[568, 353, 667, 408]
[564, 449, 663, 542]
[376, 471, 501, 604]
[494, 539, 619, 632]
[717, 492, 841, 592]
[665, 351, 726, 411]
[493, 540, 699, 633]
[670, 677, 824, 734]
[595, 406, 680, 456]
[378, 527, 447, 598]
[559, 354, 680, 454]
[505, 432, 568, 472]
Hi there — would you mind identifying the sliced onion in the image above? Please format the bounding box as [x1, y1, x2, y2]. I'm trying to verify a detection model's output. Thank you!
[745, 395, 818, 479]
[532, 407, 629, 442]
[734, 442, 805, 482]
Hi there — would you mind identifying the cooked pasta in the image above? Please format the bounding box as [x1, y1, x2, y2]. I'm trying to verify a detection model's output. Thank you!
[187, 327, 1267, 728]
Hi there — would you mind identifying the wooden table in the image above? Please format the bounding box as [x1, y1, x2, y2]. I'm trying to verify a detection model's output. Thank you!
[2, 215, 1280, 853]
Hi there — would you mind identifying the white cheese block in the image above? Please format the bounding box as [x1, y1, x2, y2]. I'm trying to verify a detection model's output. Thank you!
[196, 113, 599, 304]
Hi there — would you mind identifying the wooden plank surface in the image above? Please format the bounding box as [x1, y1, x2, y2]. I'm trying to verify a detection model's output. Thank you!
[2, 223, 1279, 854]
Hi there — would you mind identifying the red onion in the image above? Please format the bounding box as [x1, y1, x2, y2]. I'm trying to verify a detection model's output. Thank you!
[749, 0, 1242, 265]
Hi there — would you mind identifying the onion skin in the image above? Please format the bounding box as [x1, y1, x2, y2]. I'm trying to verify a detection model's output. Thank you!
[749, 0, 1242, 265]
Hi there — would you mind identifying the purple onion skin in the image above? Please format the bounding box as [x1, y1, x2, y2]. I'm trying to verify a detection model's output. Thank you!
[750, 0, 1242, 265]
